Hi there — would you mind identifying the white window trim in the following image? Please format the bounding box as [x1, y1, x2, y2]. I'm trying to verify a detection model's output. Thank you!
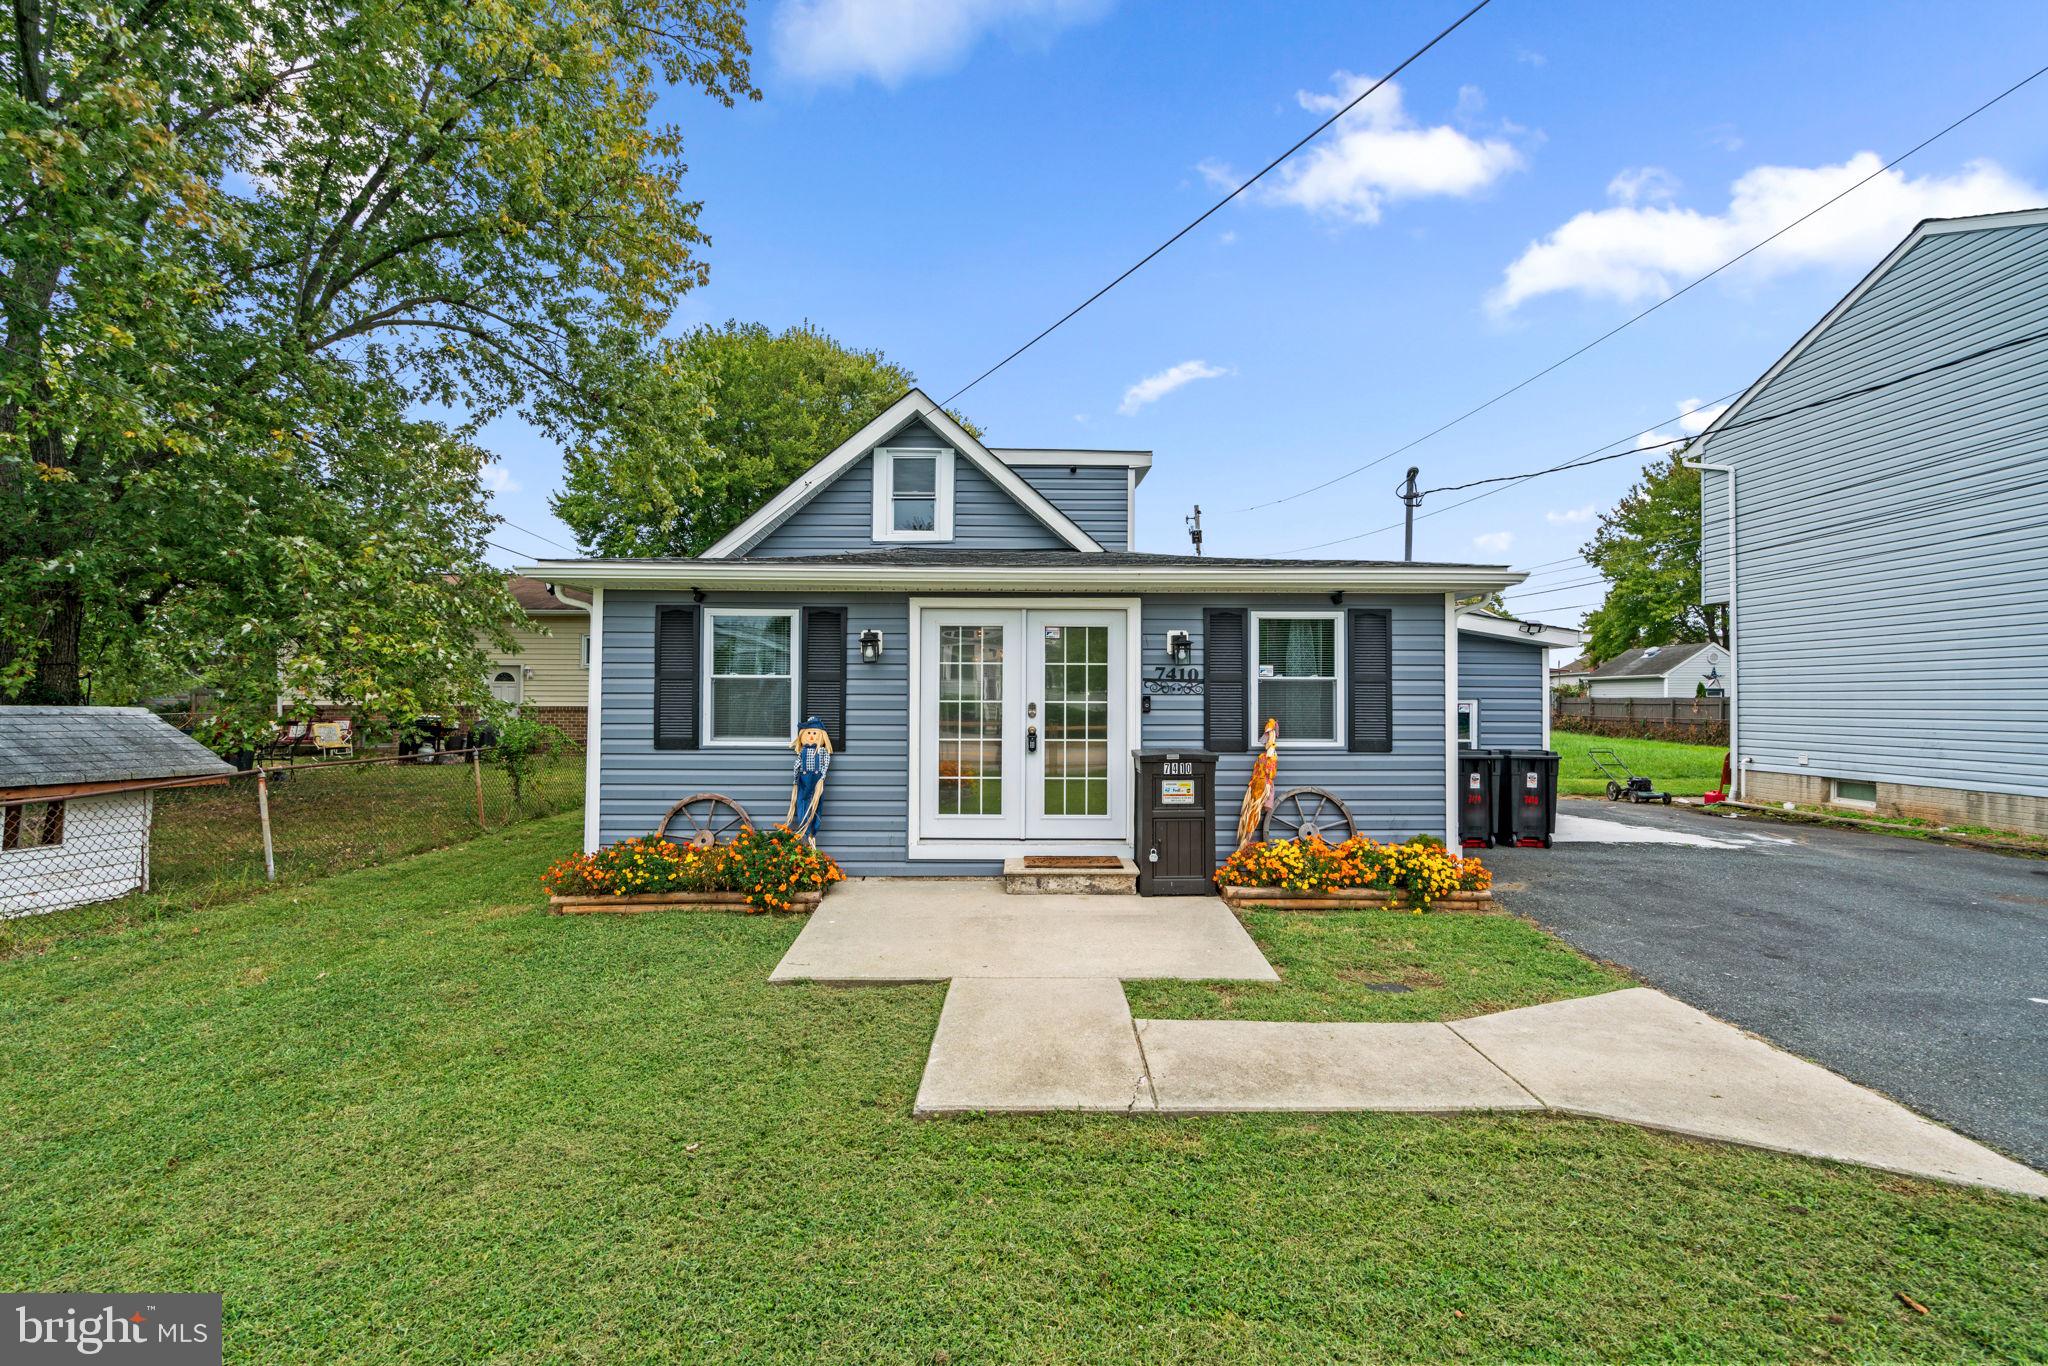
[1456, 698, 1480, 748]
[871, 447, 955, 542]
[1249, 610, 1345, 749]
[702, 608, 800, 747]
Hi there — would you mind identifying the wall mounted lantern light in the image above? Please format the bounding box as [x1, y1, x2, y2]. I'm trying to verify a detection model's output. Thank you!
[1165, 629, 1192, 664]
[859, 629, 885, 663]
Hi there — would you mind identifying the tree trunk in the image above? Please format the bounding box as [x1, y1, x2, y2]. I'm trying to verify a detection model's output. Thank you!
[0, 586, 86, 705]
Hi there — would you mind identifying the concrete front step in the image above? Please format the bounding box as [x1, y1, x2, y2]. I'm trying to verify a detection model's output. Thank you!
[1000, 856, 1139, 895]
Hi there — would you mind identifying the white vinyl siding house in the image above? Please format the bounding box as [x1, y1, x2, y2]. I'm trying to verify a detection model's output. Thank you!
[1695, 207, 2048, 833]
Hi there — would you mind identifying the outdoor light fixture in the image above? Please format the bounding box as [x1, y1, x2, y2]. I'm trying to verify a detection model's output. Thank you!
[1165, 629, 1192, 664]
[859, 629, 885, 662]
[1329, 590, 1345, 606]
[690, 586, 706, 603]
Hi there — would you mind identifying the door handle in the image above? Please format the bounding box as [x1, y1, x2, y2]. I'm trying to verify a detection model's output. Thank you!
[1026, 725, 1038, 753]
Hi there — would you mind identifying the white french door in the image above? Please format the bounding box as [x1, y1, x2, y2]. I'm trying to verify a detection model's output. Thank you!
[915, 604, 1131, 848]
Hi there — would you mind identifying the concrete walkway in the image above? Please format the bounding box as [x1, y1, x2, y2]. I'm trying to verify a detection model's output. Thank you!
[776, 881, 2048, 1198]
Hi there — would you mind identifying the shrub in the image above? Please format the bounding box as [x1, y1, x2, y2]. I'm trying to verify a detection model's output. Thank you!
[542, 826, 845, 913]
[1214, 834, 1490, 908]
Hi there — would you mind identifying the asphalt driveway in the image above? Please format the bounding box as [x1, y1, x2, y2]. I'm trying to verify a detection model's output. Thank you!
[1487, 800, 2048, 1171]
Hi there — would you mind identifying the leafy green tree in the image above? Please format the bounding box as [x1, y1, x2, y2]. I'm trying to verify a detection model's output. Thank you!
[1, 0, 756, 735]
[553, 320, 976, 557]
[1580, 448, 1728, 662]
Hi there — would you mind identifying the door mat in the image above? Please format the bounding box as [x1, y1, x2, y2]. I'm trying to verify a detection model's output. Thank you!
[1021, 856, 1125, 869]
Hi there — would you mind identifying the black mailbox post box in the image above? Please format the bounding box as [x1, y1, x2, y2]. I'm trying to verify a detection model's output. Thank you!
[1134, 749, 1217, 895]
[1495, 749, 1560, 848]
[1457, 749, 1501, 848]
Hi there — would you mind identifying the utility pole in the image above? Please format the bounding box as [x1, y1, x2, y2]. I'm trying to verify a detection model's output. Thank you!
[1185, 505, 1204, 556]
[1397, 467, 1423, 561]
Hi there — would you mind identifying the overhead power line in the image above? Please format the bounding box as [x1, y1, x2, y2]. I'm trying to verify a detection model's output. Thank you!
[938, 0, 1494, 406]
[1229, 60, 2048, 516]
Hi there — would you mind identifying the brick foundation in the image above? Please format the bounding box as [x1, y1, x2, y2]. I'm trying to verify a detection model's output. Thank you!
[527, 705, 588, 744]
[1742, 769, 2048, 838]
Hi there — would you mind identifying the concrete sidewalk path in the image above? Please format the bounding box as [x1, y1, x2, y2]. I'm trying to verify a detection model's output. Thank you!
[769, 878, 1278, 984]
[915, 978, 1152, 1114]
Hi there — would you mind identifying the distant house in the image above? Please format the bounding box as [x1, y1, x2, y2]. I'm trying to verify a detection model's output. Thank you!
[0, 707, 233, 918]
[1455, 610, 1582, 750]
[488, 577, 592, 740]
[1584, 642, 1727, 700]
[1550, 658, 1595, 693]
[1694, 206, 2048, 833]
[524, 388, 1525, 870]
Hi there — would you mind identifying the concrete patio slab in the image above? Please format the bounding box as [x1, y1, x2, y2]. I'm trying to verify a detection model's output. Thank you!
[770, 878, 1279, 984]
[1139, 1018, 1541, 1115]
[915, 977, 1152, 1114]
[1553, 812, 1745, 847]
[1451, 988, 2048, 1198]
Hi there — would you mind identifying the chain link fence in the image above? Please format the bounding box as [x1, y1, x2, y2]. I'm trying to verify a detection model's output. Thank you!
[2, 749, 582, 921]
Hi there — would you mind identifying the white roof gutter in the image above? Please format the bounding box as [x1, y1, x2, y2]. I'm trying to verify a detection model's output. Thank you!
[520, 560, 1525, 596]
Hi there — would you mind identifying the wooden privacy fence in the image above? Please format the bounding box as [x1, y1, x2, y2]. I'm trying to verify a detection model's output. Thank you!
[1552, 695, 1728, 744]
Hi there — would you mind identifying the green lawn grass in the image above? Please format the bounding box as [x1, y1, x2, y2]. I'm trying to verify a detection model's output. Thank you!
[4, 813, 2043, 1362]
[1124, 908, 1628, 1023]
[1553, 731, 1727, 798]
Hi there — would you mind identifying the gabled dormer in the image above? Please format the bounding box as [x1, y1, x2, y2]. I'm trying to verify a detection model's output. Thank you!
[700, 390, 1142, 559]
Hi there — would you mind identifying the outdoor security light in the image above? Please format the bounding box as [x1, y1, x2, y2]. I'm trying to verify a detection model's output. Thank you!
[859, 629, 884, 663]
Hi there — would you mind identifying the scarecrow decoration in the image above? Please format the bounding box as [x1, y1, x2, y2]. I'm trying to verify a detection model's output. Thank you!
[1235, 717, 1280, 852]
[785, 715, 833, 845]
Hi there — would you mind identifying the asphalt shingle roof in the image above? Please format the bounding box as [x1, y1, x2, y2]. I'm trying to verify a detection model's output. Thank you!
[0, 706, 235, 789]
[1587, 641, 1717, 680]
[559, 548, 1502, 571]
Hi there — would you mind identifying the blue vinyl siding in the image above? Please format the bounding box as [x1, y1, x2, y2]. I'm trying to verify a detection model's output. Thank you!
[744, 419, 1074, 557]
[597, 591, 1450, 874]
[1011, 465, 1130, 549]
[1457, 631, 1545, 750]
[1696, 217, 2048, 800]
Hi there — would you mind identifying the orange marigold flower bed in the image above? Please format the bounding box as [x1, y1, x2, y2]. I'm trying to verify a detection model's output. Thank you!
[542, 826, 846, 913]
[1214, 833, 1490, 906]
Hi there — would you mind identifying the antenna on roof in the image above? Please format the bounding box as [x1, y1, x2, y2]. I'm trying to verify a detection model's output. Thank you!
[1185, 505, 1204, 556]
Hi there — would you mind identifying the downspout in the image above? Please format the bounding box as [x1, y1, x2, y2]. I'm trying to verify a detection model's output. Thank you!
[1683, 462, 1739, 800]
[548, 582, 604, 851]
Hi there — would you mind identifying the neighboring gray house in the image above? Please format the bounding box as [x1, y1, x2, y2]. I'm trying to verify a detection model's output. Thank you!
[1694, 206, 2048, 834]
[1455, 610, 1582, 750]
[0, 707, 233, 917]
[1584, 641, 1727, 700]
[528, 389, 1523, 873]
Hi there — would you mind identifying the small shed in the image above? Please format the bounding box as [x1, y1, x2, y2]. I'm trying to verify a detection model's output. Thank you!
[0, 706, 233, 918]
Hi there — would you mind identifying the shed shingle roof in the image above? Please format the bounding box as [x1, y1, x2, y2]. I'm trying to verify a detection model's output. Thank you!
[0, 706, 235, 789]
[1587, 641, 1717, 680]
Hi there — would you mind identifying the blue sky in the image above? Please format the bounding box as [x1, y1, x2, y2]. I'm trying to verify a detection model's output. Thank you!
[481, 0, 2048, 622]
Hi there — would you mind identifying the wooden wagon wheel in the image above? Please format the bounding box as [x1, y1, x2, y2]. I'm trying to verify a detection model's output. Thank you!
[1263, 787, 1358, 844]
[654, 793, 754, 849]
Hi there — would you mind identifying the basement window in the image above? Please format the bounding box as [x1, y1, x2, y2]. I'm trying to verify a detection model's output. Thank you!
[1830, 778, 1878, 809]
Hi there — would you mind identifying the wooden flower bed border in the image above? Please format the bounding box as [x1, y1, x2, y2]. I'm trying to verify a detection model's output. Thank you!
[1218, 885, 1492, 913]
[549, 890, 823, 915]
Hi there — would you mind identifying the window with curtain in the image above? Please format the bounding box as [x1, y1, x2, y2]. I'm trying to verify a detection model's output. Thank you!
[1254, 614, 1339, 744]
[707, 611, 795, 742]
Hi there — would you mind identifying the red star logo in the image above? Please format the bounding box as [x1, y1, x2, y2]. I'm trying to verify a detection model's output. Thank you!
[130, 1313, 147, 1324]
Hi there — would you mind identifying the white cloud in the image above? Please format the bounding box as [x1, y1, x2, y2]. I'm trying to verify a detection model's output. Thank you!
[1202, 73, 1524, 225]
[1472, 530, 1514, 554]
[481, 464, 520, 494]
[1676, 397, 1730, 435]
[772, 0, 1110, 87]
[1514, 48, 1546, 67]
[1492, 153, 2044, 313]
[1545, 503, 1596, 526]
[1118, 359, 1229, 415]
[1606, 165, 1679, 206]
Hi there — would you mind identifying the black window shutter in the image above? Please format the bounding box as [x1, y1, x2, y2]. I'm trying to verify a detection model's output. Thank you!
[1347, 608, 1393, 754]
[1203, 608, 1249, 752]
[654, 605, 699, 751]
[801, 606, 848, 753]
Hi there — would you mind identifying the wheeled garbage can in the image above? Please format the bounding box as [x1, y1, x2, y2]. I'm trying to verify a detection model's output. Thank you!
[1134, 750, 1218, 895]
[1495, 749, 1560, 848]
[1458, 748, 1501, 848]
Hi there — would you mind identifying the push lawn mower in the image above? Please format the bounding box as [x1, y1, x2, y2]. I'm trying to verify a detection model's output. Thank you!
[1586, 748, 1672, 805]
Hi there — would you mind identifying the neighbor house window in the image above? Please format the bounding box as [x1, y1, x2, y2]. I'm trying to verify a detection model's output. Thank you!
[2, 800, 65, 850]
[1831, 778, 1877, 809]
[1252, 612, 1341, 746]
[705, 609, 797, 744]
[580, 634, 591, 668]
[1456, 699, 1479, 748]
[871, 448, 954, 541]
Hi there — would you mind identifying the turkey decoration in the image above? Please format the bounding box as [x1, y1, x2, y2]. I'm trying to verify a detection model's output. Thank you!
[1235, 717, 1280, 852]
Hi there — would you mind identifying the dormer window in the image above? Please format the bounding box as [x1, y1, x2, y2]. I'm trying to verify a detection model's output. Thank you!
[872, 448, 954, 542]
